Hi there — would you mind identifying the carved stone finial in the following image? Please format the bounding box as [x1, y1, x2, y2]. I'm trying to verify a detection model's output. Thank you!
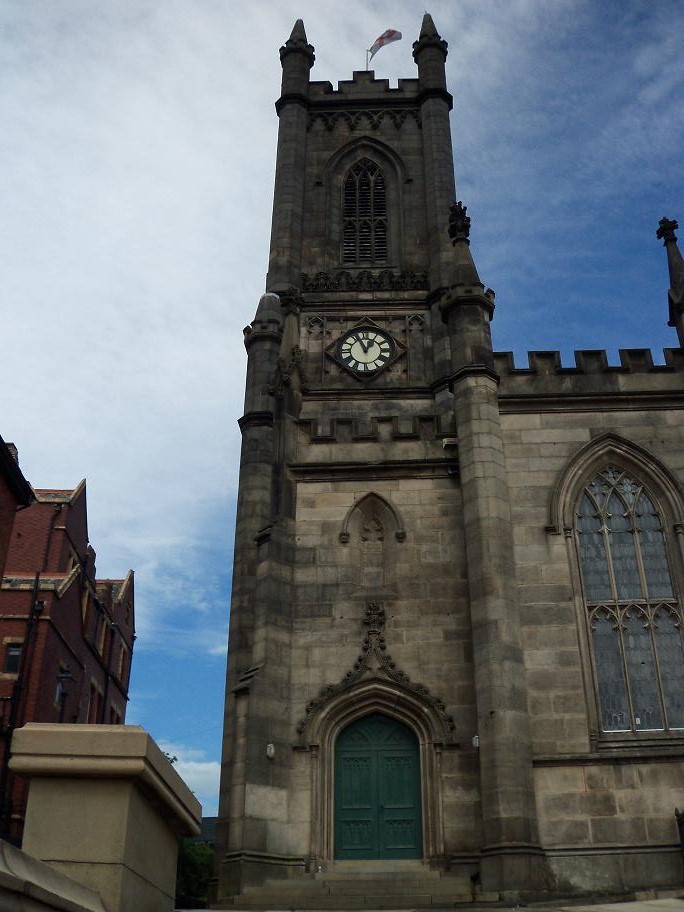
[280, 19, 315, 67]
[295, 600, 456, 743]
[412, 12, 448, 61]
[363, 601, 386, 633]
[656, 216, 684, 344]
[448, 201, 471, 245]
[419, 12, 439, 39]
[657, 217, 679, 244]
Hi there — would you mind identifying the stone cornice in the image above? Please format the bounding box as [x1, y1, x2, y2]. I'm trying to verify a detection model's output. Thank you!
[440, 289, 496, 321]
[447, 365, 500, 388]
[417, 86, 453, 109]
[238, 411, 274, 431]
[498, 392, 684, 413]
[274, 92, 310, 115]
[289, 458, 456, 482]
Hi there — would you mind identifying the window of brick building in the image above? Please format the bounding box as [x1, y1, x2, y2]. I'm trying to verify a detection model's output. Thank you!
[3, 644, 22, 675]
[576, 466, 684, 733]
[109, 705, 122, 725]
[118, 643, 128, 683]
[87, 681, 102, 724]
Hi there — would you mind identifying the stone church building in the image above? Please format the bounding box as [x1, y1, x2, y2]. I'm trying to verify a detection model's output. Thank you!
[216, 14, 684, 906]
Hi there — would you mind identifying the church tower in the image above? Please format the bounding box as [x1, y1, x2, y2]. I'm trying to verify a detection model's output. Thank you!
[217, 14, 543, 900]
[217, 13, 684, 907]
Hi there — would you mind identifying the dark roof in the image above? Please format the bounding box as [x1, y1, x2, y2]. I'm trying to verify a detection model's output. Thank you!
[0, 436, 33, 505]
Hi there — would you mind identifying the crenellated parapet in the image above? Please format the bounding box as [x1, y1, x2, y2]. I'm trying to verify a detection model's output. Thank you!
[309, 71, 420, 101]
[306, 73, 422, 132]
[495, 348, 684, 400]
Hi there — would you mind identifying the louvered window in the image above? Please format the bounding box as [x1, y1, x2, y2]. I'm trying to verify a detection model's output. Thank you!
[575, 467, 684, 733]
[342, 159, 388, 265]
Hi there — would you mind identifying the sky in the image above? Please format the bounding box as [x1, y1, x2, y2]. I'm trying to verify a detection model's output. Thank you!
[1, 1, 683, 816]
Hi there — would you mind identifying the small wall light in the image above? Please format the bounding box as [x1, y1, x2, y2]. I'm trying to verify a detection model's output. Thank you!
[266, 743, 275, 760]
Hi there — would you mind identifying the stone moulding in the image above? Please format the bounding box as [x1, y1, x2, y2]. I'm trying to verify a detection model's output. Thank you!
[308, 108, 421, 132]
[295, 601, 456, 745]
[301, 269, 429, 293]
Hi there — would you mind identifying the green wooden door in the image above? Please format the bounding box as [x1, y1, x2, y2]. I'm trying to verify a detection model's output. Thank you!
[334, 713, 422, 859]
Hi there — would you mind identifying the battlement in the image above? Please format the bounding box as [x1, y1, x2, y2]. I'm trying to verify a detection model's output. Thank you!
[494, 348, 684, 376]
[309, 71, 420, 103]
[494, 347, 684, 401]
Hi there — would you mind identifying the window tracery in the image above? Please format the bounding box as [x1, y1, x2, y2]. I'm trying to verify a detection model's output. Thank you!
[342, 159, 388, 265]
[576, 466, 684, 733]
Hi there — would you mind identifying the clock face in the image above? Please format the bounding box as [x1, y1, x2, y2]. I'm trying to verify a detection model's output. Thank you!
[337, 328, 395, 374]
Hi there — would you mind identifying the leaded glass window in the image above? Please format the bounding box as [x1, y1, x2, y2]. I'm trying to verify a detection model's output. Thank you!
[576, 466, 683, 734]
[342, 159, 388, 265]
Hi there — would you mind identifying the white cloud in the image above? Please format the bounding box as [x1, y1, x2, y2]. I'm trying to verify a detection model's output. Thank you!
[158, 740, 221, 816]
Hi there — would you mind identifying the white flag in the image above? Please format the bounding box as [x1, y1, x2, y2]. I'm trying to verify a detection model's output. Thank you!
[368, 29, 402, 61]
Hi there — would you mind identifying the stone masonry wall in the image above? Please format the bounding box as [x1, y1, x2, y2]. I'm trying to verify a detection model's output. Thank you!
[503, 400, 684, 888]
[286, 473, 481, 859]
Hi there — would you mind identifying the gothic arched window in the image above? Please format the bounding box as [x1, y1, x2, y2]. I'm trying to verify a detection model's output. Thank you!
[576, 466, 684, 734]
[342, 159, 388, 265]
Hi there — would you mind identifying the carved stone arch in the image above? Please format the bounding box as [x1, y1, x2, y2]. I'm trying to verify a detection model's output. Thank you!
[548, 432, 684, 534]
[323, 137, 406, 271]
[302, 678, 448, 865]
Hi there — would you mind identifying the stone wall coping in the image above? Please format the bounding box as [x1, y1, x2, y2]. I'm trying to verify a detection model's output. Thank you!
[9, 723, 201, 836]
[0, 837, 106, 912]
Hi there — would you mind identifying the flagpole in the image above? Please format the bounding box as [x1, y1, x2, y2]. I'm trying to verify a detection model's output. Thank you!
[365, 48, 369, 70]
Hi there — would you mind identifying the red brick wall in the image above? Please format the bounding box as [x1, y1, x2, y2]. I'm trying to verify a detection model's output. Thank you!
[0, 486, 134, 844]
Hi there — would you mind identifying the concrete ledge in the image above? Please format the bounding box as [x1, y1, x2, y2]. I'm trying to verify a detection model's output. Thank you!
[10, 723, 200, 835]
[0, 838, 105, 911]
[9, 724, 202, 912]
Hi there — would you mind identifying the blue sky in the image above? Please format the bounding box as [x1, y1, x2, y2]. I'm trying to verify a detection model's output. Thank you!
[1, 1, 683, 815]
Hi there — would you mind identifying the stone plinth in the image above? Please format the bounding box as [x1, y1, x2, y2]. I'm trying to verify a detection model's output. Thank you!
[9, 724, 202, 912]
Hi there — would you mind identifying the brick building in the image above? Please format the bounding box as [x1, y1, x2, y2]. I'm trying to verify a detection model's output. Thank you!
[0, 438, 33, 578]
[216, 13, 684, 907]
[0, 442, 134, 844]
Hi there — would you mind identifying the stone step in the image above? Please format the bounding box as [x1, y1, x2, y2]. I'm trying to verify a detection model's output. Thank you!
[227, 892, 496, 909]
[319, 879, 476, 894]
[241, 877, 474, 895]
[321, 860, 437, 875]
[319, 871, 460, 882]
[229, 884, 501, 909]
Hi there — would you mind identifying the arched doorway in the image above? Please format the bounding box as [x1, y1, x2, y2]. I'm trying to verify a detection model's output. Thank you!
[334, 713, 422, 859]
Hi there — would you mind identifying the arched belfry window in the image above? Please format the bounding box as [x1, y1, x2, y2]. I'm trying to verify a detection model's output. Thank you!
[576, 466, 684, 734]
[342, 159, 388, 265]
